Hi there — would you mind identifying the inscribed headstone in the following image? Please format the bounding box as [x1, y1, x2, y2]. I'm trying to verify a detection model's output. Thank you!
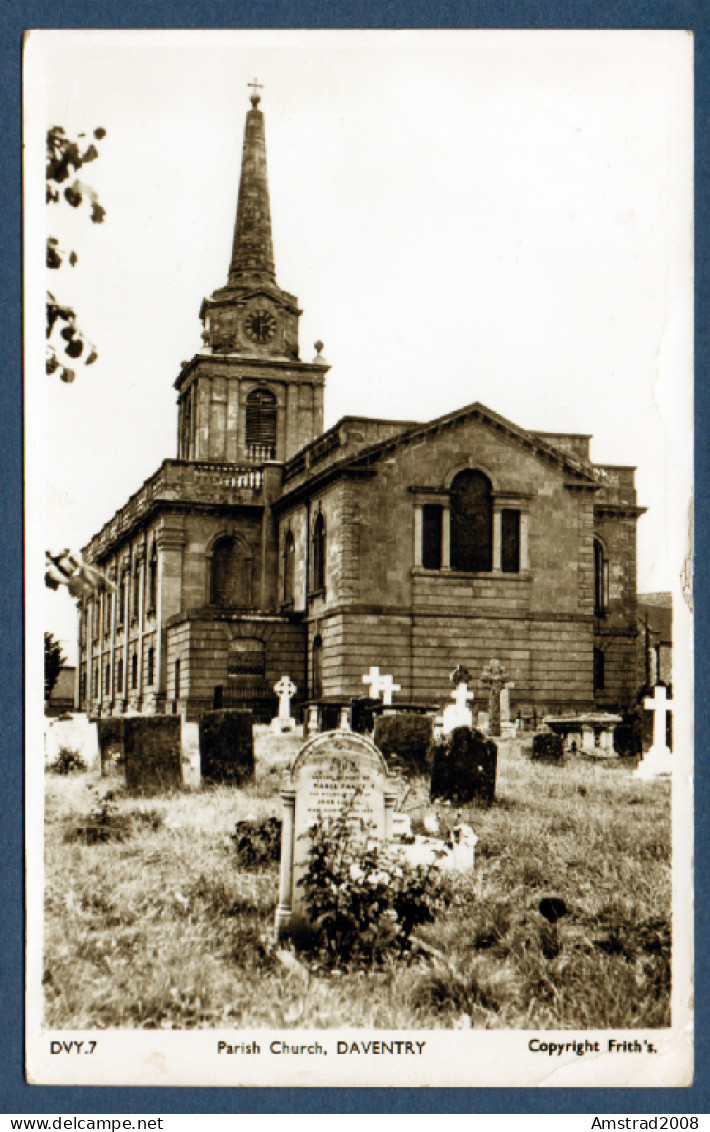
[275, 731, 396, 937]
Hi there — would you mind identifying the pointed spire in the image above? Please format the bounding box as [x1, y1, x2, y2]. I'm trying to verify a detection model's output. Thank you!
[229, 81, 276, 286]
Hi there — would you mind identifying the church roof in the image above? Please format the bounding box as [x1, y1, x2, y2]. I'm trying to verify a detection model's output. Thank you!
[279, 398, 604, 504]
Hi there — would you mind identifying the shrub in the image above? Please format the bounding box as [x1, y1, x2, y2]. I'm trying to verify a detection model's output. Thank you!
[531, 731, 564, 762]
[614, 722, 643, 759]
[64, 790, 131, 844]
[232, 816, 281, 869]
[374, 713, 433, 777]
[297, 812, 450, 969]
[428, 727, 497, 805]
[199, 710, 254, 786]
[51, 746, 86, 775]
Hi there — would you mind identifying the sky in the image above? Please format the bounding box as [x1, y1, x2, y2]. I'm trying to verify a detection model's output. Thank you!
[25, 30, 693, 666]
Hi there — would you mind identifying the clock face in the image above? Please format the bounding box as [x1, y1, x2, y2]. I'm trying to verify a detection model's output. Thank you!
[244, 309, 277, 343]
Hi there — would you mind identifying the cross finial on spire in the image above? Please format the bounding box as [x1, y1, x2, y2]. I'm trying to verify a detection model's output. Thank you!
[248, 78, 263, 108]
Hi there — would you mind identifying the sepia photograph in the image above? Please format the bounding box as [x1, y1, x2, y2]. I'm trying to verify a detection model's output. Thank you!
[24, 29, 693, 1088]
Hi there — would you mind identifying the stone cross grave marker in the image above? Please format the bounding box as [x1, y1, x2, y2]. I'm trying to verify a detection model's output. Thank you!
[481, 659, 506, 738]
[362, 666, 401, 706]
[276, 731, 397, 938]
[635, 684, 674, 780]
[271, 675, 298, 734]
[442, 665, 474, 735]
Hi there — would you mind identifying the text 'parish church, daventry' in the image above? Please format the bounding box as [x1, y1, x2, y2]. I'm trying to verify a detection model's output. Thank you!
[76, 86, 645, 723]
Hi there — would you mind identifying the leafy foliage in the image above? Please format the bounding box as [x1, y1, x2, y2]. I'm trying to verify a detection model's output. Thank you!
[232, 816, 281, 869]
[46, 126, 106, 383]
[429, 726, 497, 805]
[373, 712, 433, 777]
[531, 731, 565, 762]
[50, 746, 86, 776]
[297, 810, 450, 969]
[44, 631, 66, 700]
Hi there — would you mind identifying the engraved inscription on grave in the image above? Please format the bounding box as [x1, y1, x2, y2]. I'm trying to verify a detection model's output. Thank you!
[275, 731, 396, 937]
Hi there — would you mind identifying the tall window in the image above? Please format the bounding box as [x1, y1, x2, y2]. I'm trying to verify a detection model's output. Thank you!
[501, 509, 521, 573]
[311, 511, 326, 592]
[105, 662, 111, 696]
[450, 470, 493, 573]
[132, 557, 140, 621]
[80, 668, 86, 702]
[118, 568, 127, 626]
[131, 652, 138, 690]
[594, 539, 609, 616]
[593, 647, 605, 692]
[146, 646, 154, 686]
[103, 590, 112, 636]
[312, 635, 323, 698]
[92, 664, 98, 698]
[116, 658, 123, 694]
[283, 529, 296, 605]
[422, 504, 443, 570]
[147, 541, 157, 613]
[245, 387, 277, 459]
[174, 659, 181, 700]
[211, 536, 254, 608]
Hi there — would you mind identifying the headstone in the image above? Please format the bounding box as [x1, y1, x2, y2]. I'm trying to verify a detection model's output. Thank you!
[429, 726, 497, 806]
[122, 716, 182, 793]
[306, 703, 319, 736]
[441, 667, 474, 736]
[271, 675, 298, 734]
[362, 666, 401, 706]
[635, 684, 674, 779]
[275, 731, 397, 938]
[481, 659, 506, 738]
[181, 721, 201, 788]
[339, 706, 351, 731]
[199, 709, 254, 785]
[46, 713, 99, 768]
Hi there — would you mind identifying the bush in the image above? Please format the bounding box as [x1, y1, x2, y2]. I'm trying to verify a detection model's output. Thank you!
[531, 732, 564, 762]
[199, 710, 254, 786]
[374, 713, 433, 777]
[64, 790, 131, 844]
[429, 727, 497, 805]
[297, 812, 450, 969]
[232, 816, 281, 868]
[614, 722, 643, 759]
[51, 746, 86, 775]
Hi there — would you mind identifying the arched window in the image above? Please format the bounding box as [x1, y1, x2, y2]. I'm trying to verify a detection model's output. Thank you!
[245, 387, 277, 460]
[594, 539, 609, 616]
[450, 470, 493, 573]
[211, 536, 255, 608]
[312, 635, 323, 698]
[282, 529, 295, 605]
[311, 511, 326, 593]
[147, 541, 157, 613]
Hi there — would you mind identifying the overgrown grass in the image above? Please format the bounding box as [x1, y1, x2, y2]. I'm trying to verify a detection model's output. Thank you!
[43, 732, 671, 1030]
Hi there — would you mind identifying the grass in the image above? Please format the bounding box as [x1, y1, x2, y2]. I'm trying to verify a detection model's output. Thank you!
[43, 732, 671, 1030]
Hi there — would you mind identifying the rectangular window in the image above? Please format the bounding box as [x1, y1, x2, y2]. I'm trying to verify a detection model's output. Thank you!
[501, 509, 521, 573]
[422, 504, 443, 570]
[174, 659, 181, 700]
[146, 646, 154, 686]
[593, 647, 605, 692]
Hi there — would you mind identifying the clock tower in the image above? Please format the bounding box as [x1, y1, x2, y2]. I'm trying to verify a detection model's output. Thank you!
[175, 83, 328, 464]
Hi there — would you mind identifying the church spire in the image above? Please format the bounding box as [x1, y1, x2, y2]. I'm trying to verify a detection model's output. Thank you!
[229, 81, 276, 286]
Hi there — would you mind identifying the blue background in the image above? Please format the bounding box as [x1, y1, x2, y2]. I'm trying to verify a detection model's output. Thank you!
[3, 0, 707, 1114]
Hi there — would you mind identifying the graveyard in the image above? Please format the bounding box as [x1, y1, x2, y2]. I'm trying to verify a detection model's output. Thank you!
[43, 671, 672, 1032]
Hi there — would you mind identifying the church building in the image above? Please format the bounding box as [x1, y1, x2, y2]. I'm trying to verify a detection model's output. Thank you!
[76, 88, 645, 723]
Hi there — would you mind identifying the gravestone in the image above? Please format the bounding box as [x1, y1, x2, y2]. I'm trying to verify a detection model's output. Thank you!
[441, 665, 474, 735]
[429, 726, 498, 806]
[271, 676, 298, 734]
[362, 666, 401, 707]
[98, 718, 126, 779]
[198, 709, 254, 785]
[634, 684, 673, 780]
[481, 659, 506, 738]
[181, 721, 201, 788]
[275, 731, 397, 938]
[123, 716, 182, 793]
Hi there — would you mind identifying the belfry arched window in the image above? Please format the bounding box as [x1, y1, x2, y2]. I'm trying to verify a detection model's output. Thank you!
[245, 387, 277, 460]
[210, 535, 255, 608]
[450, 470, 493, 573]
[311, 510, 326, 593]
[594, 539, 609, 616]
[283, 529, 296, 605]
